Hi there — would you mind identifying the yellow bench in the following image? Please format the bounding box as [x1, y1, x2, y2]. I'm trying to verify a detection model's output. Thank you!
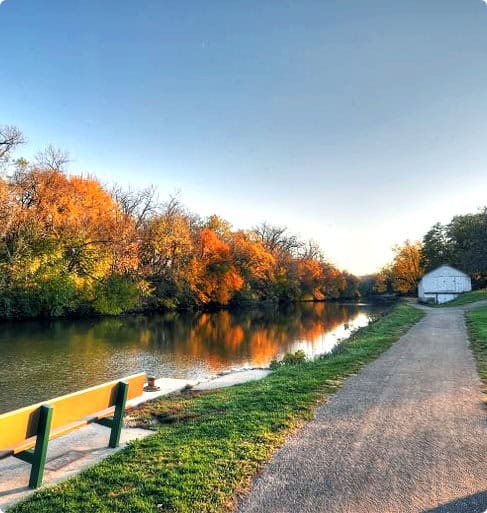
[0, 373, 146, 489]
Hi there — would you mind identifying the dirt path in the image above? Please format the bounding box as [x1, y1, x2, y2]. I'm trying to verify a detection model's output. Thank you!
[238, 304, 487, 513]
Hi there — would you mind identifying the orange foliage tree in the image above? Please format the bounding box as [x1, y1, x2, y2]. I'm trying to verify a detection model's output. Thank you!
[296, 258, 325, 300]
[230, 231, 275, 299]
[189, 228, 244, 305]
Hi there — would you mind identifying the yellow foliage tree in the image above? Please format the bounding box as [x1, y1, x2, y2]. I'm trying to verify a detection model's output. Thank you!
[384, 240, 423, 294]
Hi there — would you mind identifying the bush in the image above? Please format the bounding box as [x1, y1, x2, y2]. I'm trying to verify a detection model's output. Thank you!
[282, 349, 307, 365]
[0, 273, 76, 319]
[92, 274, 140, 315]
[37, 273, 77, 317]
[270, 349, 307, 369]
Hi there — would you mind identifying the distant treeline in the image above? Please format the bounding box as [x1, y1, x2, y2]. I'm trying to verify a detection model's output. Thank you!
[0, 125, 360, 319]
[371, 209, 487, 295]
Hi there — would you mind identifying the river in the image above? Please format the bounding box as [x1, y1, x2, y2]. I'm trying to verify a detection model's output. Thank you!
[0, 301, 389, 413]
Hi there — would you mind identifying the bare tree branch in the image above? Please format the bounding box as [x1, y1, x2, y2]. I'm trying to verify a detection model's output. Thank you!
[111, 184, 160, 227]
[253, 222, 303, 257]
[34, 145, 70, 171]
[301, 239, 326, 261]
[0, 125, 25, 161]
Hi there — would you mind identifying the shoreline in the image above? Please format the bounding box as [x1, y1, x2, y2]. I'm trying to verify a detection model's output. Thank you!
[0, 296, 396, 325]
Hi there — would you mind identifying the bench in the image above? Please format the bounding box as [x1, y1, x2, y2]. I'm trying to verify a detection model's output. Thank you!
[0, 372, 146, 489]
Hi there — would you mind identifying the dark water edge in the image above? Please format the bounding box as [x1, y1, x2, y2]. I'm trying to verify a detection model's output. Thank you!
[0, 295, 392, 323]
[0, 300, 391, 413]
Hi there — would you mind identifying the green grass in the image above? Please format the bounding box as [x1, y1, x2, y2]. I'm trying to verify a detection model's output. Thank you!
[438, 289, 487, 307]
[10, 304, 424, 513]
[466, 306, 487, 382]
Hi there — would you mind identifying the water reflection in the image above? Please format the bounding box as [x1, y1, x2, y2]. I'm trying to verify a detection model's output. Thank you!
[0, 302, 387, 412]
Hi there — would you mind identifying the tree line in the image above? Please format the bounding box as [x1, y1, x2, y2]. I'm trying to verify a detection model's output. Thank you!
[0, 125, 360, 319]
[373, 209, 487, 295]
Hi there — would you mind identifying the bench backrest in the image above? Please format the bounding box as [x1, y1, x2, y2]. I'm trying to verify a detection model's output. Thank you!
[0, 373, 146, 450]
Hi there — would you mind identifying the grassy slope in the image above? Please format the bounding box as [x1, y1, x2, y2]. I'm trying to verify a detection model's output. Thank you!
[439, 289, 487, 307]
[466, 306, 487, 382]
[10, 304, 424, 513]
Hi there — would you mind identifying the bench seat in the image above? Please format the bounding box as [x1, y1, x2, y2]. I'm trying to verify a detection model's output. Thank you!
[2, 405, 117, 458]
[0, 373, 146, 488]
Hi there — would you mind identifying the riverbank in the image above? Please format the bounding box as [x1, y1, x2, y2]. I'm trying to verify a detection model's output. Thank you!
[8, 303, 423, 513]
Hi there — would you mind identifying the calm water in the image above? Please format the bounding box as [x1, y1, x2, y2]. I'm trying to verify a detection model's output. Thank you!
[0, 302, 389, 413]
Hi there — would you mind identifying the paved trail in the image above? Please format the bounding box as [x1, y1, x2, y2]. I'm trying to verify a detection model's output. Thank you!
[238, 303, 487, 513]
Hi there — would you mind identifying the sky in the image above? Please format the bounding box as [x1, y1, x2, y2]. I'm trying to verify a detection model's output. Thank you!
[1, 0, 487, 275]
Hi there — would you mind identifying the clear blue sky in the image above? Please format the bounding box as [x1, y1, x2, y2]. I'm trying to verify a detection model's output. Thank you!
[1, 0, 487, 274]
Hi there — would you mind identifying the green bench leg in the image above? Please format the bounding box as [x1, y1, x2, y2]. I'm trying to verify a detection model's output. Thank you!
[109, 381, 128, 448]
[93, 381, 129, 447]
[29, 404, 53, 489]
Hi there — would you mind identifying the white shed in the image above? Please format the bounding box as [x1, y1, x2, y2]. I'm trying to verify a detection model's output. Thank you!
[418, 265, 471, 304]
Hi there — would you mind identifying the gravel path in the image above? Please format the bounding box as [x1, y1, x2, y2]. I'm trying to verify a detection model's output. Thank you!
[238, 303, 487, 513]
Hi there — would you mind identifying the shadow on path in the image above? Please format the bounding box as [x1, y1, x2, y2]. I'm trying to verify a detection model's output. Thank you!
[423, 491, 487, 513]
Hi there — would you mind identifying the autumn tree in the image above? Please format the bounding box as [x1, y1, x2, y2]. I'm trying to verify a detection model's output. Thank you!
[140, 200, 194, 308]
[0, 164, 141, 317]
[189, 228, 243, 305]
[381, 240, 423, 294]
[251, 223, 304, 300]
[0, 125, 365, 317]
[321, 263, 346, 299]
[372, 273, 389, 294]
[0, 176, 15, 240]
[253, 222, 303, 260]
[230, 231, 275, 299]
[296, 258, 325, 300]
[205, 215, 233, 240]
[111, 184, 160, 229]
[340, 271, 360, 299]
[301, 239, 325, 261]
[9, 167, 137, 275]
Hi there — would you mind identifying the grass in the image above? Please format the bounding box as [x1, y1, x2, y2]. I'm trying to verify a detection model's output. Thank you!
[466, 306, 487, 383]
[437, 289, 487, 307]
[9, 304, 424, 513]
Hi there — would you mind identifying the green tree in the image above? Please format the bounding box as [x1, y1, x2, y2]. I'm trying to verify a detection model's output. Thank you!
[447, 209, 487, 286]
[421, 223, 453, 271]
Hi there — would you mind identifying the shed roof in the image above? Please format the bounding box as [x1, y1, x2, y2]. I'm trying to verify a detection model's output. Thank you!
[420, 264, 469, 281]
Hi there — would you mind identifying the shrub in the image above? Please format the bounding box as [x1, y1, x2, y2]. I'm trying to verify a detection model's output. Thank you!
[37, 273, 77, 317]
[282, 349, 307, 365]
[0, 272, 76, 319]
[270, 349, 307, 369]
[92, 274, 140, 315]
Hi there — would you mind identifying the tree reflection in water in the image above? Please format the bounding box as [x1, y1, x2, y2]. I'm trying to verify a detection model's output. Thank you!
[0, 302, 387, 412]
